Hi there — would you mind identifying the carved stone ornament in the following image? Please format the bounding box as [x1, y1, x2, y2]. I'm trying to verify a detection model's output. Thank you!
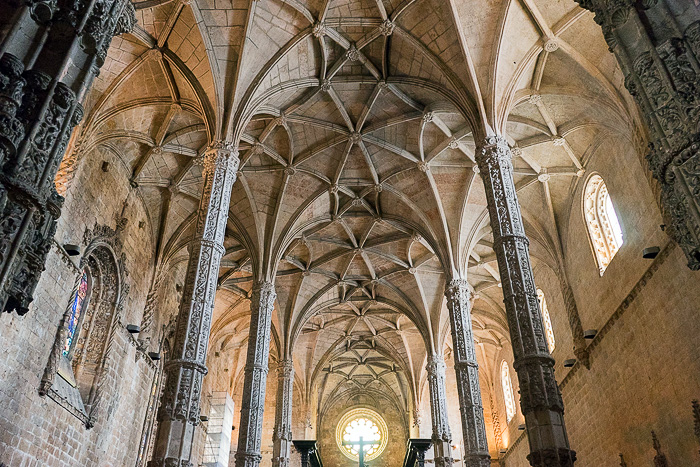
[572, 2, 700, 269]
[426, 354, 454, 467]
[475, 135, 576, 466]
[272, 359, 295, 467]
[40, 225, 129, 432]
[148, 144, 239, 467]
[0, 0, 135, 316]
[444, 279, 491, 467]
[235, 281, 276, 467]
[379, 19, 395, 37]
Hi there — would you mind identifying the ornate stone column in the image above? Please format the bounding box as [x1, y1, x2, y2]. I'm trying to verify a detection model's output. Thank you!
[476, 136, 575, 466]
[235, 281, 276, 467]
[444, 279, 490, 467]
[426, 354, 454, 467]
[0, 0, 136, 315]
[272, 359, 294, 467]
[148, 142, 239, 467]
[574, 0, 700, 270]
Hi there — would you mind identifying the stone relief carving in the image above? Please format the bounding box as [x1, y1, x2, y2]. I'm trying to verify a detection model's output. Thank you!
[149, 144, 239, 467]
[575, 1, 700, 269]
[426, 354, 453, 467]
[444, 279, 490, 467]
[272, 359, 295, 467]
[39, 223, 129, 429]
[0, 0, 135, 315]
[476, 136, 576, 466]
[235, 281, 276, 467]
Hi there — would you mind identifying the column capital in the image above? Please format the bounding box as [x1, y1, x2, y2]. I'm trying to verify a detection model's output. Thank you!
[475, 135, 511, 165]
[445, 279, 471, 302]
[277, 359, 294, 378]
[198, 141, 240, 177]
[426, 353, 447, 374]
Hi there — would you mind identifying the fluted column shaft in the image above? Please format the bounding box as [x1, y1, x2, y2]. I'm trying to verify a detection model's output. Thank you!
[272, 359, 294, 467]
[426, 354, 453, 467]
[148, 143, 239, 467]
[476, 136, 575, 467]
[444, 280, 490, 467]
[235, 281, 276, 467]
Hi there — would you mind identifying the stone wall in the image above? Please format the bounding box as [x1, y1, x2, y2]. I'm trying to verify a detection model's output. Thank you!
[0, 145, 159, 466]
[499, 131, 700, 465]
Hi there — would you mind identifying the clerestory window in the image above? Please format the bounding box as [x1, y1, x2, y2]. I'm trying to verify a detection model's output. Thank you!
[537, 288, 555, 353]
[584, 175, 623, 275]
[501, 360, 516, 422]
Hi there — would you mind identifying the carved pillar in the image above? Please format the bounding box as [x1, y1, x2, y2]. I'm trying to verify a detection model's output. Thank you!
[444, 280, 490, 467]
[0, 0, 136, 315]
[272, 359, 294, 467]
[235, 281, 276, 467]
[426, 354, 454, 467]
[475, 136, 575, 467]
[148, 142, 239, 467]
[574, 0, 700, 270]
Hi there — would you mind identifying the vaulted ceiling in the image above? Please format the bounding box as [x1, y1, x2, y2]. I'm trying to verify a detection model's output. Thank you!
[67, 0, 643, 455]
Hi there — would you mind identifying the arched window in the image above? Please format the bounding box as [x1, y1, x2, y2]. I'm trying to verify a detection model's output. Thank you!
[62, 269, 91, 358]
[584, 175, 623, 275]
[40, 231, 126, 428]
[501, 361, 516, 422]
[336, 408, 388, 462]
[537, 289, 555, 352]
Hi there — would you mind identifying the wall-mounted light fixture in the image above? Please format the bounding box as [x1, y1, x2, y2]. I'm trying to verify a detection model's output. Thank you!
[63, 243, 81, 256]
[126, 324, 140, 334]
[642, 246, 660, 259]
[563, 359, 576, 368]
[583, 329, 597, 339]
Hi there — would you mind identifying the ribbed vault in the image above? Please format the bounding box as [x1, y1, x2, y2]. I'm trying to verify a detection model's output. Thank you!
[62, 0, 644, 458]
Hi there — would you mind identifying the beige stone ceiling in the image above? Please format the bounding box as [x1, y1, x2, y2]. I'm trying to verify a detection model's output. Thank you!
[67, 0, 645, 454]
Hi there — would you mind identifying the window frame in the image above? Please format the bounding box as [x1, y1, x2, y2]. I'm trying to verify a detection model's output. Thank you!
[583, 173, 624, 276]
[536, 288, 555, 353]
[501, 360, 517, 423]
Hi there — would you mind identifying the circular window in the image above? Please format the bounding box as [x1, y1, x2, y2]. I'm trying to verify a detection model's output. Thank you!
[335, 408, 388, 462]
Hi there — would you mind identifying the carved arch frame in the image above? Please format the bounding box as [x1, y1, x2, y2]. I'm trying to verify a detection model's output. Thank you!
[39, 224, 129, 428]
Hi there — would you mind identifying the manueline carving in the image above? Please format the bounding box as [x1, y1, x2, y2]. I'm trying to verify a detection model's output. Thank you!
[235, 281, 276, 467]
[426, 353, 453, 467]
[444, 279, 490, 467]
[574, 0, 700, 269]
[476, 136, 576, 466]
[0, 0, 136, 315]
[149, 145, 239, 466]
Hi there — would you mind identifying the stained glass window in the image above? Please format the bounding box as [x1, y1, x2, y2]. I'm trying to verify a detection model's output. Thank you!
[63, 270, 89, 357]
[584, 175, 623, 275]
[537, 289, 555, 352]
[335, 408, 388, 462]
[501, 360, 516, 422]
